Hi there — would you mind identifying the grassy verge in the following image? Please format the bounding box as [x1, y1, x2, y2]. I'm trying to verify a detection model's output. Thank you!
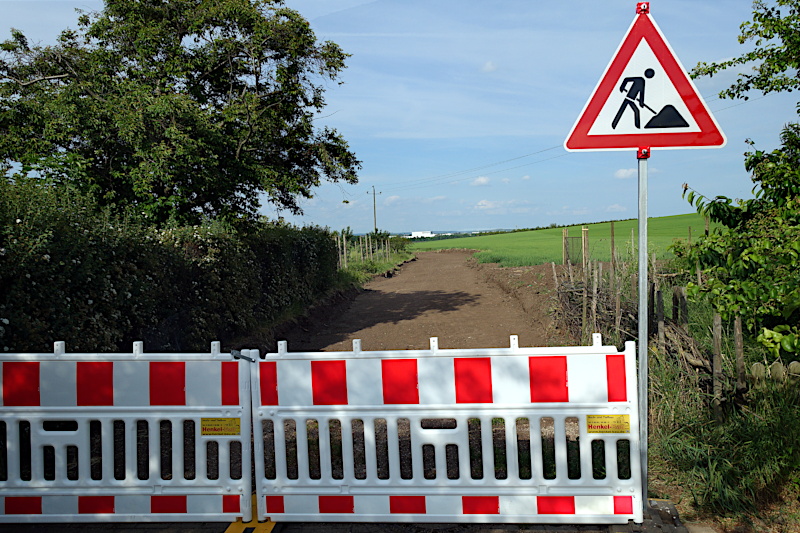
[647, 300, 800, 531]
[336, 251, 415, 286]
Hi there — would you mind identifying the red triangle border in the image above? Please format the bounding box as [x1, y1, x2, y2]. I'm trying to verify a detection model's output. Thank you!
[564, 13, 725, 151]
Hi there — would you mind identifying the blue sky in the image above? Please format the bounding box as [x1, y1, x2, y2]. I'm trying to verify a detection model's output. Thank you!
[3, 1, 798, 233]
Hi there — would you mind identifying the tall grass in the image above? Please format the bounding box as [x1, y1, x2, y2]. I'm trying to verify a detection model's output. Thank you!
[648, 296, 800, 517]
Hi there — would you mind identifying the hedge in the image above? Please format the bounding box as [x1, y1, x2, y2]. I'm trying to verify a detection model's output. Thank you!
[0, 179, 339, 353]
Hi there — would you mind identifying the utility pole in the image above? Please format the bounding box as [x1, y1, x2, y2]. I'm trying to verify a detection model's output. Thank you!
[368, 186, 381, 232]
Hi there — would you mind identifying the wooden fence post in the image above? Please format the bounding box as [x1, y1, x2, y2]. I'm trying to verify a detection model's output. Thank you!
[712, 314, 723, 422]
[563, 228, 569, 265]
[789, 361, 800, 386]
[648, 282, 655, 334]
[610, 220, 616, 272]
[672, 286, 688, 332]
[581, 227, 589, 277]
[592, 262, 599, 333]
[581, 263, 588, 343]
[656, 289, 665, 355]
[735, 316, 745, 391]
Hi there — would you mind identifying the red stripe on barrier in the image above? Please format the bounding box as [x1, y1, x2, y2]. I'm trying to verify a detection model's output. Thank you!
[77, 362, 113, 406]
[462, 496, 499, 514]
[222, 495, 239, 513]
[311, 360, 348, 405]
[3, 362, 39, 406]
[529, 356, 569, 402]
[606, 354, 627, 402]
[382, 359, 419, 404]
[151, 495, 187, 514]
[389, 495, 426, 514]
[319, 495, 354, 513]
[221, 362, 239, 405]
[454, 358, 493, 403]
[614, 496, 634, 514]
[537, 496, 575, 514]
[5, 496, 41, 515]
[79, 496, 115, 514]
[265, 496, 285, 514]
[260, 362, 279, 406]
[149, 362, 185, 406]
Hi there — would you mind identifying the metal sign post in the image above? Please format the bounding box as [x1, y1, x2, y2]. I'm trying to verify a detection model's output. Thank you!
[637, 147, 650, 509]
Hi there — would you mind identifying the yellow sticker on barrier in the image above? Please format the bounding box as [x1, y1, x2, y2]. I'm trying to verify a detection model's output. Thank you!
[586, 414, 630, 434]
[201, 417, 241, 436]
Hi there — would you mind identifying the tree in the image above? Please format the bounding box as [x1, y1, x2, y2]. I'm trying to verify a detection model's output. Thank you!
[0, 0, 360, 226]
[692, 0, 800, 99]
[681, 0, 800, 354]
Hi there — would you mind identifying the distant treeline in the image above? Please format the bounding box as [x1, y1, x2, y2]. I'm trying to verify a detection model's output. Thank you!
[405, 217, 640, 241]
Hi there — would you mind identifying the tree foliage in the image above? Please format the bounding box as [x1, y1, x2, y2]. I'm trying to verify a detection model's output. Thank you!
[681, 0, 800, 354]
[692, 0, 800, 99]
[0, 0, 360, 226]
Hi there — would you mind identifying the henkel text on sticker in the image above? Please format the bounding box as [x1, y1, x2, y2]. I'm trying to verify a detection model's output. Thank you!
[587, 414, 630, 434]
[201, 417, 241, 436]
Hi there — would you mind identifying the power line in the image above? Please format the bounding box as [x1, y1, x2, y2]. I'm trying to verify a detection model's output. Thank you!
[385, 152, 568, 193]
[381, 146, 562, 193]
[375, 90, 763, 195]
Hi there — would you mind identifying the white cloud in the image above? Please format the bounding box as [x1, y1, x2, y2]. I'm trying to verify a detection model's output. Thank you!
[521, 175, 531, 180]
[384, 195, 402, 206]
[501, 178, 511, 184]
[482, 61, 497, 73]
[614, 168, 637, 179]
[476, 199, 502, 210]
[606, 203, 627, 212]
[471, 176, 490, 186]
[425, 195, 447, 203]
[474, 199, 534, 214]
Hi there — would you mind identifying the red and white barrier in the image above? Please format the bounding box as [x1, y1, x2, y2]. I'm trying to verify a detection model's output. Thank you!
[252, 335, 643, 525]
[0, 342, 252, 523]
[2, 335, 642, 526]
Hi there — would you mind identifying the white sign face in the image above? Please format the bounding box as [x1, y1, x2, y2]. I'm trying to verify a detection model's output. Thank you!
[586, 40, 701, 136]
[564, 5, 725, 151]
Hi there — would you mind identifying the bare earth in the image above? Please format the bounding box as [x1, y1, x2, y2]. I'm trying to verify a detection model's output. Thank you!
[280, 249, 564, 353]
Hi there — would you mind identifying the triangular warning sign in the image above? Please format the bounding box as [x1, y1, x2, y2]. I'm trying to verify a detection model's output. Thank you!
[564, 6, 725, 151]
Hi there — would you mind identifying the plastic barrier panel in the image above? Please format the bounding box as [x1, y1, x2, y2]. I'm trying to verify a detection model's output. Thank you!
[0, 342, 252, 523]
[252, 335, 642, 525]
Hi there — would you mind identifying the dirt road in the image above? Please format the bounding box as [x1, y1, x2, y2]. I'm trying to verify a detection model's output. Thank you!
[281, 249, 560, 352]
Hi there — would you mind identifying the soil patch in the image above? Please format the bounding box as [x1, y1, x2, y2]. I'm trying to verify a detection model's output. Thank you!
[279, 250, 568, 351]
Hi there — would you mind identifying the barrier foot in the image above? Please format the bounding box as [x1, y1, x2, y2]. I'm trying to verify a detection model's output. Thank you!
[225, 521, 276, 533]
[225, 495, 277, 533]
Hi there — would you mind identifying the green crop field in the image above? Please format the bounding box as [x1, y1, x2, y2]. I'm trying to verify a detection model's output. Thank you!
[408, 213, 714, 267]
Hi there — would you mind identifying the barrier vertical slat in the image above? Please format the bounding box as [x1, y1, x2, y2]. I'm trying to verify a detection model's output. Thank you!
[505, 416, 518, 481]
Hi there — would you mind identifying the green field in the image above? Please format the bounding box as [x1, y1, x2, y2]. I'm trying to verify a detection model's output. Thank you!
[409, 213, 713, 266]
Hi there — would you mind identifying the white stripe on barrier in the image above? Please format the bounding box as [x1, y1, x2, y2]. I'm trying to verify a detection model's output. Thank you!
[262, 494, 636, 522]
